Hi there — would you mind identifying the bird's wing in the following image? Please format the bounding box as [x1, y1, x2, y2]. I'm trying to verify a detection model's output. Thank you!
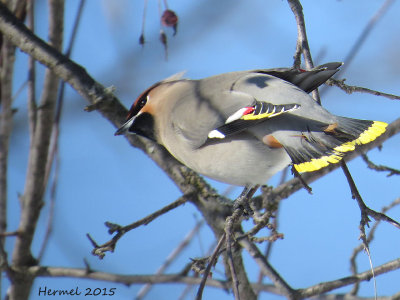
[170, 88, 255, 148]
[208, 98, 300, 139]
[171, 73, 306, 146]
[256, 62, 342, 94]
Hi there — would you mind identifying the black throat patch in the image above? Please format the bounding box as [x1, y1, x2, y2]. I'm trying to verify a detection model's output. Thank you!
[129, 112, 156, 142]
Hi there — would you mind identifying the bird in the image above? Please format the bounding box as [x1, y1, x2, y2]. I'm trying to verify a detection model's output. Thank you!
[115, 62, 387, 190]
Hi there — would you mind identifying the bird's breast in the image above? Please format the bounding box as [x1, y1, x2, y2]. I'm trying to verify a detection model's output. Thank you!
[163, 133, 291, 186]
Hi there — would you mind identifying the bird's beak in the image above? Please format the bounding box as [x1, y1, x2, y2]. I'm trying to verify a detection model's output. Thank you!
[114, 117, 134, 136]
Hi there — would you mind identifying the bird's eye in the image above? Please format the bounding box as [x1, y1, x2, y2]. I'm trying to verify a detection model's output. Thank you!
[138, 96, 147, 108]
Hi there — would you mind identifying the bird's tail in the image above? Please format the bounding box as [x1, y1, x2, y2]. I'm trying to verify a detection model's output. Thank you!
[283, 117, 387, 173]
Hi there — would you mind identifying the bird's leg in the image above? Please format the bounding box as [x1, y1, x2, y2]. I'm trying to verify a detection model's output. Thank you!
[232, 185, 260, 216]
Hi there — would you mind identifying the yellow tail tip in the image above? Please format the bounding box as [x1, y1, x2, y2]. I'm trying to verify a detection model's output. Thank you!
[294, 120, 387, 173]
[294, 154, 341, 173]
[355, 121, 387, 145]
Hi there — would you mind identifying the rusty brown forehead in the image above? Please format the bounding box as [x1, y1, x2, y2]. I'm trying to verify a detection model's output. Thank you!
[125, 81, 162, 120]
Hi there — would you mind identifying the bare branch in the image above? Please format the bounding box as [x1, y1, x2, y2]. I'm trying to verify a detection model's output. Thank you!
[349, 198, 400, 295]
[27, 0, 37, 141]
[361, 154, 400, 176]
[287, 0, 313, 69]
[339, 161, 399, 299]
[29, 265, 231, 289]
[178, 240, 217, 300]
[224, 187, 260, 300]
[8, 257, 398, 299]
[256, 168, 288, 297]
[0, 8, 15, 262]
[298, 258, 400, 298]
[341, 161, 400, 231]
[89, 194, 191, 259]
[326, 78, 400, 101]
[240, 238, 297, 299]
[287, 0, 320, 104]
[196, 233, 226, 300]
[0, 231, 18, 237]
[0, 1, 27, 298]
[39, 0, 86, 263]
[0, 239, 12, 278]
[9, 1, 64, 299]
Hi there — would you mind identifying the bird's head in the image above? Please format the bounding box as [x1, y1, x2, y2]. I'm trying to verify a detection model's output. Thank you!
[115, 72, 186, 141]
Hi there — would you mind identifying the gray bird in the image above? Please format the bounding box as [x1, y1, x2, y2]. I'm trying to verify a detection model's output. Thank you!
[115, 63, 387, 188]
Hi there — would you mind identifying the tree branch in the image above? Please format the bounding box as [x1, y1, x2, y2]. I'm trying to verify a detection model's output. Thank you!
[240, 238, 297, 299]
[9, 1, 64, 299]
[298, 258, 400, 298]
[361, 154, 400, 176]
[15, 257, 399, 299]
[88, 194, 191, 259]
[349, 198, 400, 295]
[326, 78, 400, 101]
[287, 0, 320, 104]
[0, 8, 16, 282]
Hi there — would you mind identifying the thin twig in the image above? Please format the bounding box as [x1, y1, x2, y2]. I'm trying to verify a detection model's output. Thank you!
[0, 239, 12, 278]
[287, 0, 320, 104]
[240, 238, 297, 299]
[0, 30, 14, 285]
[298, 258, 400, 298]
[8, 1, 64, 298]
[27, 0, 37, 141]
[39, 0, 86, 263]
[0, 231, 18, 237]
[250, 234, 284, 244]
[243, 210, 274, 239]
[340, 158, 400, 298]
[326, 78, 400, 101]
[361, 154, 400, 176]
[349, 198, 400, 295]
[263, 168, 288, 259]
[178, 240, 218, 300]
[0, 6, 20, 296]
[139, 0, 148, 46]
[0, 2, 28, 299]
[89, 194, 191, 259]
[226, 235, 240, 300]
[341, 161, 371, 250]
[37, 151, 58, 262]
[196, 233, 226, 300]
[341, 161, 400, 231]
[12, 0, 64, 256]
[224, 186, 259, 300]
[287, 0, 313, 69]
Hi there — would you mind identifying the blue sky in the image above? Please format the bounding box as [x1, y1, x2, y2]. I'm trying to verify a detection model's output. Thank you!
[5, 1, 400, 299]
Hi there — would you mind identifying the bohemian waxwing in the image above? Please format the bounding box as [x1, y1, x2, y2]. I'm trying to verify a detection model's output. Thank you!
[115, 63, 387, 187]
